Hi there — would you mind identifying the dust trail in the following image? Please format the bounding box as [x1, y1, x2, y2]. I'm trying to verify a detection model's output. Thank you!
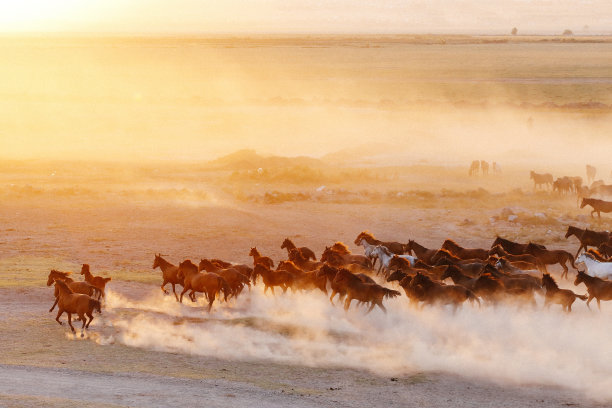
[99, 286, 612, 400]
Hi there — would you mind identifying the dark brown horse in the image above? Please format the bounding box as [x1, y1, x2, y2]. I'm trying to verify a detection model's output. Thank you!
[410, 272, 480, 310]
[153, 254, 183, 301]
[177, 260, 230, 311]
[525, 243, 576, 279]
[252, 264, 294, 295]
[288, 248, 323, 271]
[198, 259, 251, 298]
[491, 237, 546, 256]
[565, 226, 611, 257]
[440, 265, 478, 291]
[281, 238, 317, 261]
[441, 240, 489, 261]
[53, 280, 101, 338]
[353, 231, 406, 255]
[434, 257, 484, 278]
[430, 249, 485, 265]
[597, 242, 612, 258]
[47, 270, 101, 312]
[248, 247, 274, 269]
[574, 270, 612, 310]
[333, 268, 401, 313]
[80, 264, 111, 298]
[317, 264, 374, 305]
[406, 240, 438, 264]
[541, 273, 587, 313]
[580, 197, 612, 218]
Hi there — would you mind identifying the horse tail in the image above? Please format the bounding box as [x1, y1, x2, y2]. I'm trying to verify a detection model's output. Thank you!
[576, 294, 588, 301]
[467, 290, 481, 307]
[89, 298, 102, 313]
[104, 277, 112, 283]
[383, 288, 401, 299]
[567, 252, 577, 269]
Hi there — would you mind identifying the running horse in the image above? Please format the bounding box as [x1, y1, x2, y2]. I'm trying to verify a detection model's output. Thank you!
[153, 254, 183, 301]
[47, 270, 102, 313]
[280, 238, 317, 261]
[441, 240, 489, 260]
[80, 264, 111, 298]
[580, 198, 612, 219]
[248, 247, 275, 269]
[177, 260, 230, 311]
[490, 237, 546, 256]
[574, 270, 612, 310]
[530, 171, 553, 190]
[410, 272, 480, 311]
[53, 279, 102, 338]
[333, 268, 401, 313]
[406, 240, 438, 265]
[541, 273, 587, 313]
[353, 231, 406, 255]
[564, 226, 611, 257]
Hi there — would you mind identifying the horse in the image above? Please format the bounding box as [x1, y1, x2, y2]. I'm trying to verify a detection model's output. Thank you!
[252, 264, 294, 295]
[491, 236, 545, 256]
[370, 245, 397, 275]
[541, 273, 587, 313]
[288, 248, 322, 271]
[574, 270, 612, 310]
[198, 259, 251, 298]
[292, 269, 328, 294]
[353, 231, 406, 255]
[564, 226, 610, 258]
[177, 260, 230, 311]
[553, 177, 573, 195]
[249, 247, 274, 269]
[333, 268, 401, 313]
[208, 259, 253, 279]
[441, 240, 489, 261]
[575, 253, 612, 279]
[330, 242, 351, 255]
[409, 272, 480, 311]
[494, 257, 541, 275]
[80, 264, 111, 298]
[440, 265, 478, 291]
[280, 238, 316, 261]
[480, 160, 489, 176]
[153, 254, 183, 301]
[472, 273, 505, 304]
[318, 264, 376, 305]
[53, 280, 101, 338]
[580, 197, 612, 219]
[406, 240, 438, 264]
[524, 243, 576, 279]
[321, 246, 371, 269]
[530, 171, 553, 190]
[597, 242, 612, 258]
[586, 164, 597, 185]
[433, 257, 484, 278]
[431, 248, 486, 265]
[47, 270, 101, 313]
[488, 245, 545, 270]
[355, 237, 380, 268]
[469, 160, 480, 176]
[481, 264, 542, 296]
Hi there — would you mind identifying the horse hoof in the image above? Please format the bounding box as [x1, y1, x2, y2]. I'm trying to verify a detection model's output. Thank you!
[81, 333, 84, 338]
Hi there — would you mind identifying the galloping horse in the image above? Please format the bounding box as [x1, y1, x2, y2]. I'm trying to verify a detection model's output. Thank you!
[288, 248, 322, 271]
[153, 254, 183, 301]
[576, 253, 612, 279]
[580, 198, 612, 219]
[321, 246, 371, 269]
[491, 237, 546, 256]
[530, 171, 553, 190]
[177, 260, 230, 311]
[353, 231, 406, 255]
[564, 226, 610, 257]
[441, 240, 489, 260]
[574, 270, 612, 310]
[47, 270, 101, 312]
[541, 273, 587, 313]
[406, 240, 438, 264]
[280, 238, 316, 261]
[525, 243, 576, 279]
[410, 272, 480, 311]
[488, 245, 544, 271]
[80, 264, 111, 298]
[53, 279, 101, 338]
[248, 247, 274, 268]
[198, 259, 251, 298]
[333, 268, 401, 313]
[252, 264, 294, 295]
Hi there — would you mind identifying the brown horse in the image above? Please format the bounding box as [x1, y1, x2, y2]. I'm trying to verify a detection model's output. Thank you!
[292, 269, 328, 294]
[321, 246, 371, 269]
[276, 260, 305, 275]
[177, 260, 230, 311]
[580, 197, 612, 218]
[597, 242, 612, 258]
[333, 268, 401, 313]
[433, 257, 484, 278]
[430, 249, 485, 265]
[565, 226, 611, 257]
[153, 254, 183, 301]
[574, 270, 612, 310]
[252, 264, 294, 295]
[406, 240, 438, 264]
[47, 270, 101, 312]
[317, 264, 374, 305]
[530, 171, 553, 190]
[541, 273, 587, 313]
[353, 231, 405, 255]
[440, 265, 479, 291]
[441, 240, 489, 261]
[288, 248, 323, 271]
[410, 272, 480, 310]
[281, 238, 316, 261]
[198, 259, 251, 298]
[488, 245, 544, 270]
[525, 243, 576, 279]
[491, 237, 546, 256]
[209, 259, 253, 279]
[80, 264, 111, 298]
[248, 247, 274, 269]
[53, 280, 101, 338]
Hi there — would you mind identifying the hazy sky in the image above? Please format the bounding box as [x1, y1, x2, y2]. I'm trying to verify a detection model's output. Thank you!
[0, 0, 610, 35]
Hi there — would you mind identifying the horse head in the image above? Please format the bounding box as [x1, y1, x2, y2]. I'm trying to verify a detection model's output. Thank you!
[80, 264, 90, 275]
[580, 198, 588, 208]
[281, 238, 291, 250]
[574, 270, 587, 286]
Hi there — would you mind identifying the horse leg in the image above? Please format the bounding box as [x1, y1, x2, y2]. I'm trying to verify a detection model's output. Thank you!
[376, 301, 387, 314]
[365, 302, 376, 314]
[49, 297, 59, 313]
[86, 311, 94, 328]
[329, 290, 337, 305]
[343, 298, 351, 311]
[79, 313, 86, 337]
[586, 295, 593, 309]
[560, 262, 569, 279]
[597, 298, 601, 310]
[55, 309, 64, 325]
[67, 313, 75, 334]
[161, 280, 169, 295]
[575, 245, 583, 259]
[179, 287, 189, 303]
[171, 284, 179, 301]
[189, 290, 196, 302]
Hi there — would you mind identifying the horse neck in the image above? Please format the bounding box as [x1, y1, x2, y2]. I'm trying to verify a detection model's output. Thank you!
[83, 269, 93, 281]
[284, 240, 296, 250]
[251, 249, 261, 258]
[158, 257, 175, 271]
[55, 282, 73, 297]
[363, 236, 379, 245]
[411, 241, 428, 254]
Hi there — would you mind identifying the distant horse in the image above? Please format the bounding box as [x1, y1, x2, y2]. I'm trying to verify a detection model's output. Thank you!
[47, 270, 101, 312]
[580, 197, 612, 218]
[491, 236, 546, 255]
[574, 270, 612, 310]
[333, 268, 401, 313]
[353, 231, 406, 255]
[440, 265, 478, 291]
[430, 249, 485, 266]
[530, 171, 553, 190]
[541, 273, 587, 313]
[280, 238, 316, 261]
[80, 264, 111, 298]
[492, 162, 502, 175]
[406, 240, 438, 264]
[252, 264, 294, 295]
[553, 177, 573, 195]
[441, 240, 489, 260]
[53, 280, 101, 338]
[586, 164, 597, 185]
[469, 160, 480, 176]
[153, 254, 183, 301]
[576, 253, 612, 279]
[177, 260, 230, 311]
[410, 272, 480, 310]
[564, 226, 610, 257]
[480, 160, 489, 176]
[248, 247, 274, 268]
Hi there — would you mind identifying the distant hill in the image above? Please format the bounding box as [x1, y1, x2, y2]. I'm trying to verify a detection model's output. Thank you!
[207, 149, 324, 170]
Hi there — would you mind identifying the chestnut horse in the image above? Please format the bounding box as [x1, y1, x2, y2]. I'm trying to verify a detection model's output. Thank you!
[541, 273, 587, 313]
[488, 245, 544, 271]
[333, 268, 401, 313]
[153, 254, 183, 301]
[252, 264, 294, 295]
[198, 259, 251, 298]
[288, 248, 322, 271]
[441, 240, 489, 261]
[177, 260, 230, 312]
[406, 240, 438, 264]
[525, 243, 576, 279]
[281, 238, 316, 261]
[47, 270, 101, 312]
[80, 264, 111, 298]
[491, 237, 546, 255]
[317, 264, 374, 305]
[353, 231, 406, 255]
[530, 171, 553, 190]
[565, 226, 611, 257]
[53, 279, 101, 337]
[574, 270, 612, 310]
[580, 197, 612, 219]
[321, 246, 371, 269]
[410, 272, 480, 310]
[249, 247, 274, 269]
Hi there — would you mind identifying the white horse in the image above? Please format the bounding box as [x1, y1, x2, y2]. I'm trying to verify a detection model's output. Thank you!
[372, 245, 416, 275]
[356, 237, 379, 269]
[576, 253, 612, 279]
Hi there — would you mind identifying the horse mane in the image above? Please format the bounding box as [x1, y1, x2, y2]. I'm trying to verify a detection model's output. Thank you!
[289, 248, 307, 262]
[391, 255, 411, 267]
[330, 242, 351, 254]
[541, 273, 558, 289]
[586, 249, 608, 262]
[436, 248, 456, 258]
[55, 279, 74, 294]
[81, 264, 90, 275]
[443, 239, 460, 248]
[50, 269, 71, 278]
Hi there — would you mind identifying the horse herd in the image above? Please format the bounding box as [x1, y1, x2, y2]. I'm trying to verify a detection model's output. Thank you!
[46, 228, 612, 337]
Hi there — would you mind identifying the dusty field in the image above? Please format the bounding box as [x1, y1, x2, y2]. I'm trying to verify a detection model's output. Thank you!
[1, 161, 611, 407]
